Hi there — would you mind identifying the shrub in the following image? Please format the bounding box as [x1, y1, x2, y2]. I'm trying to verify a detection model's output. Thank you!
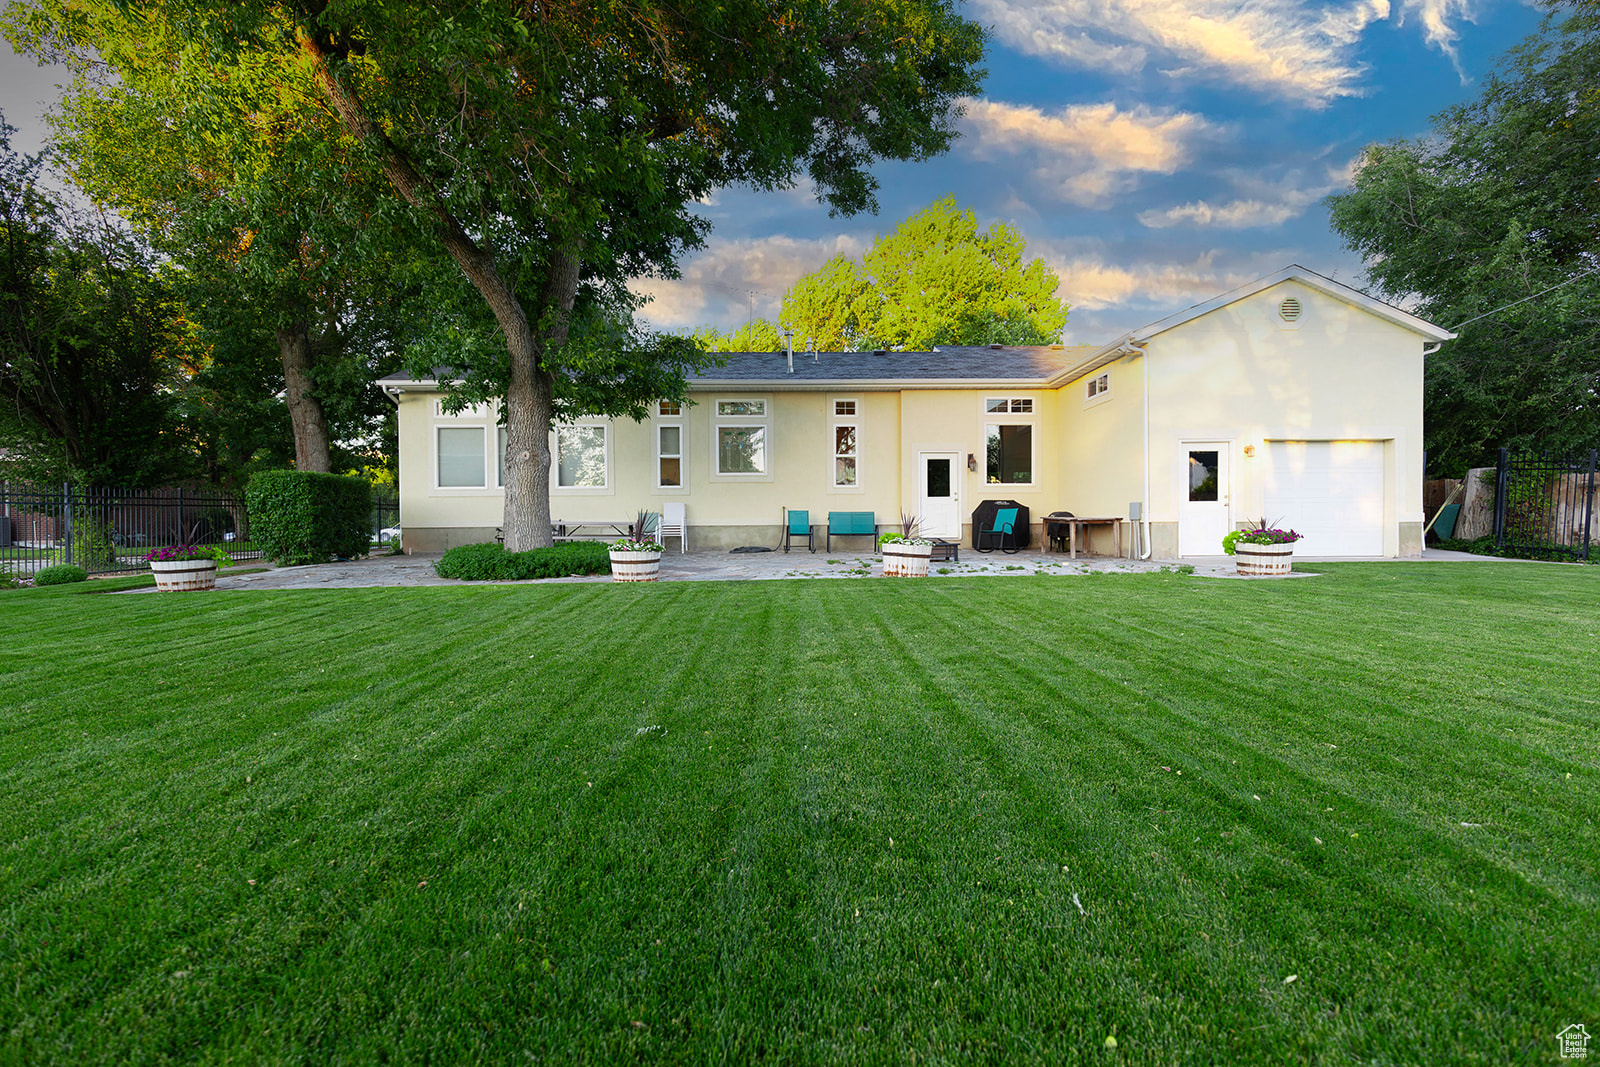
[35, 564, 89, 586]
[435, 541, 611, 581]
[246, 471, 372, 565]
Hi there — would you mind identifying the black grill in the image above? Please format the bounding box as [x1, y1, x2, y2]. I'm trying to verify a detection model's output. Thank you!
[971, 499, 1030, 549]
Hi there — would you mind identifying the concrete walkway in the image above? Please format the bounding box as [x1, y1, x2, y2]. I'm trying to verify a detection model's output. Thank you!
[204, 545, 1510, 591]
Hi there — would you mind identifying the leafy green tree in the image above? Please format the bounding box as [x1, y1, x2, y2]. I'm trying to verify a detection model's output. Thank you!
[694, 320, 785, 353]
[779, 197, 1068, 351]
[19, 7, 420, 475]
[1326, 10, 1600, 475]
[6, 0, 986, 549]
[0, 119, 193, 486]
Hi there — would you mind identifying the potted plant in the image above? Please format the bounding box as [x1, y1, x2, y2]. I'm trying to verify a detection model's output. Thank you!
[879, 512, 934, 577]
[609, 511, 664, 582]
[1222, 519, 1303, 576]
[145, 544, 233, 591]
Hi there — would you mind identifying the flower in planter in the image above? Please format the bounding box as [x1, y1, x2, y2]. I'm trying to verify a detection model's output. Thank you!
[611, 539, 664, 552]
[1222, 518, 1304, 555]
[144, 544, 234, 567]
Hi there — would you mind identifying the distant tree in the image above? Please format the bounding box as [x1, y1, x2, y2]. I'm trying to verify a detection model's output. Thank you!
[6, 0, 987, 549]
[0, 120, 192, 485]
[694, 320, 785, 353]
[779, 197, 1068, 351]
[1326, 10, 1600, 475]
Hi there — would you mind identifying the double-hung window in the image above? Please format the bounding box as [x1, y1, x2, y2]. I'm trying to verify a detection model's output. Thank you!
[984, 397, 1036, 486]
[832, 399, 859, 488]
[714, 399, 769, 478]
[655, 400, 685, 489]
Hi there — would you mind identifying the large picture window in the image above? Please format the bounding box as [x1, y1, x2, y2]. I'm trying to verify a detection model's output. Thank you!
[713, 398, 770, 477]
[717, 426, 766, 474]
[437, 427, 487, 488]
[986, 424, 1033, 485]
[555, 424, 608, 488]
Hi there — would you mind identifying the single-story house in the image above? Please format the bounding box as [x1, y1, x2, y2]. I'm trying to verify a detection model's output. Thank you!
[380, 265, 1454, 558]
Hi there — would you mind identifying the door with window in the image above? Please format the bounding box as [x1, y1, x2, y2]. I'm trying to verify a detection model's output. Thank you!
[1177, 444, 1230, 555]
[919, 452, 960, 538]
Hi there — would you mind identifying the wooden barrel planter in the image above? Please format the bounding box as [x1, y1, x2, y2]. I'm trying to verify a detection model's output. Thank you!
[882, 541, 933, 577]
[1234, 542, 1294, 576]
[150, 558, 219, 591]
[898, 543, 933, 577]
[608, 548, 662, 582]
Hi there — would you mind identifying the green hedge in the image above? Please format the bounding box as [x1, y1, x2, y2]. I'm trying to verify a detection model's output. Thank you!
[35, 564, 89, 586]
[435, 542, 611, 581]
[245, 471, 372, 566]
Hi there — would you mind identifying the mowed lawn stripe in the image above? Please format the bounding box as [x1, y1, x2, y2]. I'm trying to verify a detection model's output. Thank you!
[0, 565, 1595, 1064]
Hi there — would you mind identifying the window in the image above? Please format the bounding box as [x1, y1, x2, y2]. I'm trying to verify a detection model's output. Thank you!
[718, 426, 766, 474]
[658, 400, 681, 417]
[437, 427, 487, 488]
[713, 398, 770, 477]
[496, 427, 507, 488]
[657, 424, 683, 488]
[555, 424, 608, 488]
[986, 397, 1033, 413]
[1084, 371, 1112, 407]
[832, 397, 860, 488]
[986, 424, 1033, 484]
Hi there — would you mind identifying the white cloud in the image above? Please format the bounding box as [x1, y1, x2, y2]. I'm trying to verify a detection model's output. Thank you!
[958, 98, 1215, 207]
[633, 234, 867, 331]
[1395, 0, 1482, 81]
[1136, 159, 1357, 230]
[968, 0, 1485, 107]
[1050, 253, 1255, 312]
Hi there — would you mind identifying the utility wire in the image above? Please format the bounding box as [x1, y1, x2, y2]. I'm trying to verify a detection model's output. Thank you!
[1447, 264, 1600, 332]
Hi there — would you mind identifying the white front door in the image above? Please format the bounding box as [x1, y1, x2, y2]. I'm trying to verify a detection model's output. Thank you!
[919, 452, 961, 538]
[1178, 444, 1231, 555]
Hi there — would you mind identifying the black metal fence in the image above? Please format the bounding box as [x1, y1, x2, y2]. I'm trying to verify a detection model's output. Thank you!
[371, 495, 399, 545]
[1494, 449, 1597, 561]
[0, 482, 260, 576]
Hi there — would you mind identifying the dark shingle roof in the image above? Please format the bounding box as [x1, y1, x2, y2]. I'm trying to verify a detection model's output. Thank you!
[381, 345, 1102, 388]
[689, 345, 1095, 383]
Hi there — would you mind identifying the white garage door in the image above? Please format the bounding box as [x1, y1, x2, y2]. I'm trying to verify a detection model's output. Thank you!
[1263, 441, 1386, 556]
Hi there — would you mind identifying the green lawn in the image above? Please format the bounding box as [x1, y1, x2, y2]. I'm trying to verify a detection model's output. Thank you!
[2, 565, 1595, 1064]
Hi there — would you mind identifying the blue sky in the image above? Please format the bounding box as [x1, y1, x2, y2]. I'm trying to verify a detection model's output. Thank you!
[0, 1, 1548, 344]
[631, 0, 1548, 344]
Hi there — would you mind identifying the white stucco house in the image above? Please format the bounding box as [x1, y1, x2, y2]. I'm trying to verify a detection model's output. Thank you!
[380, 265, 1454, 558]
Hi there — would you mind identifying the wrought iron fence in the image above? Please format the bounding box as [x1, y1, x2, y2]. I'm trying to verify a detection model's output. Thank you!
[0, 482, 261, 577]
[1493, 449, 1597, 561]
[371, 495, 400, 545]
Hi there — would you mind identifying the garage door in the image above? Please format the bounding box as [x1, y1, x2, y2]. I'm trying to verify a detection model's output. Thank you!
[1263, 441, 1385, 556]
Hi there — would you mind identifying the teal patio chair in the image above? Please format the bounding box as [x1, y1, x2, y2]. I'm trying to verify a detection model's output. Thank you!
[977, 507, 1020, 554]
[785, 509, 814, 553]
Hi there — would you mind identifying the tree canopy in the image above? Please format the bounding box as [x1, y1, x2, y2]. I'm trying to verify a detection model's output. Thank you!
[6, 0, 987, 548]
[0, 119, 196, 486]
[698, 198, 1067, 353]
[1326, 9, 1600, 475]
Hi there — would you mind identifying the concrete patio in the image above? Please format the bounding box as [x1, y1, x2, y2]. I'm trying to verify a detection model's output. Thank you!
[201, 545, 1511, 591]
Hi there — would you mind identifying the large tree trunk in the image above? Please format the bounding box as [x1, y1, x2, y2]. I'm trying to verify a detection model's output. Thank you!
[277, 322, 333, 472]
[300, 27, 566, 549]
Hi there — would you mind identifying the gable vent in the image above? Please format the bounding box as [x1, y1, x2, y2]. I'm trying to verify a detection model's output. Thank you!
[1278, 297, 1303, 322]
